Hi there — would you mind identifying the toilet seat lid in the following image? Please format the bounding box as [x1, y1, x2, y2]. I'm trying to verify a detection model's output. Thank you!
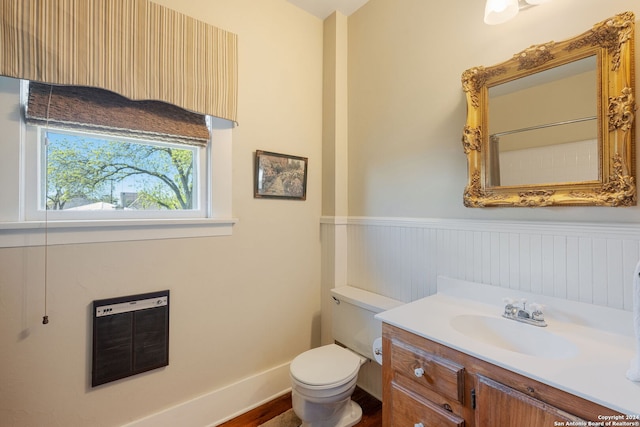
[290, 344, 362, 387]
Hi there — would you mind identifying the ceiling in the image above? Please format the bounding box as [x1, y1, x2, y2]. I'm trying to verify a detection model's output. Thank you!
[286, 0, 370, 19]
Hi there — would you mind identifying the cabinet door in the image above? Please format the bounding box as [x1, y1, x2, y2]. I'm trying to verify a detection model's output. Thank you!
[475, 375, 584, 426]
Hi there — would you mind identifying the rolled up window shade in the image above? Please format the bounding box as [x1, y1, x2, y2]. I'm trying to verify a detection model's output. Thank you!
[1, 0, 238, 122]
[26, 82, 210, 147]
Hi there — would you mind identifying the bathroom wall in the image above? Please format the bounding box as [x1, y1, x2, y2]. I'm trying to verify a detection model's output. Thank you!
[2, 1, 638, 425]
[0, 1, 323, 426]
[322, 218, 640, 309]
[334, 0, 640, 289]
[320, 0, 640, 397]
[346, 0, 640, 223]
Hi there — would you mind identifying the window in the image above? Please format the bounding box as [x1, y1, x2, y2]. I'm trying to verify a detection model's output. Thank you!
[34, 128, 204, 220]
[0, 77, 234, 248]
[25, 81, 213, 222]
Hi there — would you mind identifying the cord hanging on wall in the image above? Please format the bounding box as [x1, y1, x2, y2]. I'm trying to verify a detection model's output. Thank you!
[41, 83, 53, 325]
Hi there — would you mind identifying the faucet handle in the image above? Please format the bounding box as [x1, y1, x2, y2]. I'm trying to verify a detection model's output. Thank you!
[502, 298, 517, 317]
[529, 303, 545, 321]
[529, 302, 543, 312]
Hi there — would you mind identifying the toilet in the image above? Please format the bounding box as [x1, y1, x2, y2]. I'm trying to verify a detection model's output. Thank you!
[290, 286, 403, 427]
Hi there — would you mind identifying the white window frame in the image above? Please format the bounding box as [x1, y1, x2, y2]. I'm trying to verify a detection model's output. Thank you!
[28, 127, 207, 221]
[0, 78, 236, 248]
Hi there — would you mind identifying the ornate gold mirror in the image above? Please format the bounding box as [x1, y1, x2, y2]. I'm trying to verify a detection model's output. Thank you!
[462, 11, 636, 207]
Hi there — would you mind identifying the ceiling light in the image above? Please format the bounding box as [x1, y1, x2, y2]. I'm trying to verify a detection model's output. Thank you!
[484, 0, 519, 25]
[484, 0, 551, 25]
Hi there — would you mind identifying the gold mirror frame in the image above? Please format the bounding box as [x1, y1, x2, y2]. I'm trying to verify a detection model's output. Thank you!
[461, 12, 636, 207]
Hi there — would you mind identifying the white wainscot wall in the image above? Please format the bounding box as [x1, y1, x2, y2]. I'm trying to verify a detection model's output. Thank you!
[499, 139, 598, 186]
[321, 217, 640, 312]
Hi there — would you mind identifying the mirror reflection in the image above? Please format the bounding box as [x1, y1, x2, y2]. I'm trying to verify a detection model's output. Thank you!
[461, 11, 636, 207]
[488, 56, 598, 187]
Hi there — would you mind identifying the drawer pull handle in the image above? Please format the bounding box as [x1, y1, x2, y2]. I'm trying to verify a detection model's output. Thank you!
[414, 424, 425, 427]
[414, 367, 425, 377]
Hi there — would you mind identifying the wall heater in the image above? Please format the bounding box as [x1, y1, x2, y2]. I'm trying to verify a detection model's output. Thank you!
[92, 290, 169, 387]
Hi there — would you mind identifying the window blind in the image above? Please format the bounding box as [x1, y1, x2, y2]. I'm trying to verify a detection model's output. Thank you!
[1, 0, 238, 122]
[26, 82, 210, 146]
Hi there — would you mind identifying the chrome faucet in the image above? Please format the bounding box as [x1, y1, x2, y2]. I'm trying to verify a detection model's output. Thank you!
[502, 298, 547, 327]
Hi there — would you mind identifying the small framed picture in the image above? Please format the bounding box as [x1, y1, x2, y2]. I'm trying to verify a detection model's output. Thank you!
[254, 150, 308, 200]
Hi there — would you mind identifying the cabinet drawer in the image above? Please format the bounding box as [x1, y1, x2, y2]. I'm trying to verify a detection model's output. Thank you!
[390, 339, 465, 403]
[390, 383, 465, 427]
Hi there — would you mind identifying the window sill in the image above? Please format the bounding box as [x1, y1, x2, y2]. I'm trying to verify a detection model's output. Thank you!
[0, 218, 238, 248]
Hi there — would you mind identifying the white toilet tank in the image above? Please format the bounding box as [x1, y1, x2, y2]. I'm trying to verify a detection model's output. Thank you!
[330, 286, 404, 360]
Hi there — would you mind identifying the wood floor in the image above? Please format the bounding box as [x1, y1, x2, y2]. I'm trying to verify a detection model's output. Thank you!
[219, 386, 382, 427]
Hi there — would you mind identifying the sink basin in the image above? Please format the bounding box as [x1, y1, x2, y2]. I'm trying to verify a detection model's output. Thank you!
[450, 314, 579, 359]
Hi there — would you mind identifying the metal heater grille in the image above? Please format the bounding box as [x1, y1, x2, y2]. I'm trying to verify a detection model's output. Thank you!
[92, 290, 169, 387]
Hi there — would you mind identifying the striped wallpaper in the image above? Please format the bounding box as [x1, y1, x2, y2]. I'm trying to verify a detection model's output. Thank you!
[0, 0, 238, 122]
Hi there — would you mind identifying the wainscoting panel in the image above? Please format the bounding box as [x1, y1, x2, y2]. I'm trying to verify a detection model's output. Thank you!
[499, 139, 598, 186]
[321, 217, 640, 312]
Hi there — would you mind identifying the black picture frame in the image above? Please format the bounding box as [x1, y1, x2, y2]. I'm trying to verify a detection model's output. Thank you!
[254, 150, 308, 200]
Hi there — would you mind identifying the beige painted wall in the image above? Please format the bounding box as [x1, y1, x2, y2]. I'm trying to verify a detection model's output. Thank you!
[322, 12, 349, 217]
[4, 0, 640, 425]
[347, 0, 640, 221]
[0, 1, 323, 425]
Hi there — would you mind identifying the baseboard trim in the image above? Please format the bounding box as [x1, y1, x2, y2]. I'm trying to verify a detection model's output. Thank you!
[122, 362, 292, 427]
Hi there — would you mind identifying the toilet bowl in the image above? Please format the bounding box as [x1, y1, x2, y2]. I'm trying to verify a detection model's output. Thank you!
[289, 286, 404, 427]
[290, 344, 365, 427]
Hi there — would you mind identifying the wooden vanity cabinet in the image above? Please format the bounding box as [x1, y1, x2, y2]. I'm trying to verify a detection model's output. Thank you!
[382, 323, 622, 427]
[382, 324, 473, 426]
[475, 375, 583, 425]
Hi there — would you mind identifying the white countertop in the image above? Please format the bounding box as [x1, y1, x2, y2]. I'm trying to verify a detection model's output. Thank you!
[375, 276, 640, 416]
